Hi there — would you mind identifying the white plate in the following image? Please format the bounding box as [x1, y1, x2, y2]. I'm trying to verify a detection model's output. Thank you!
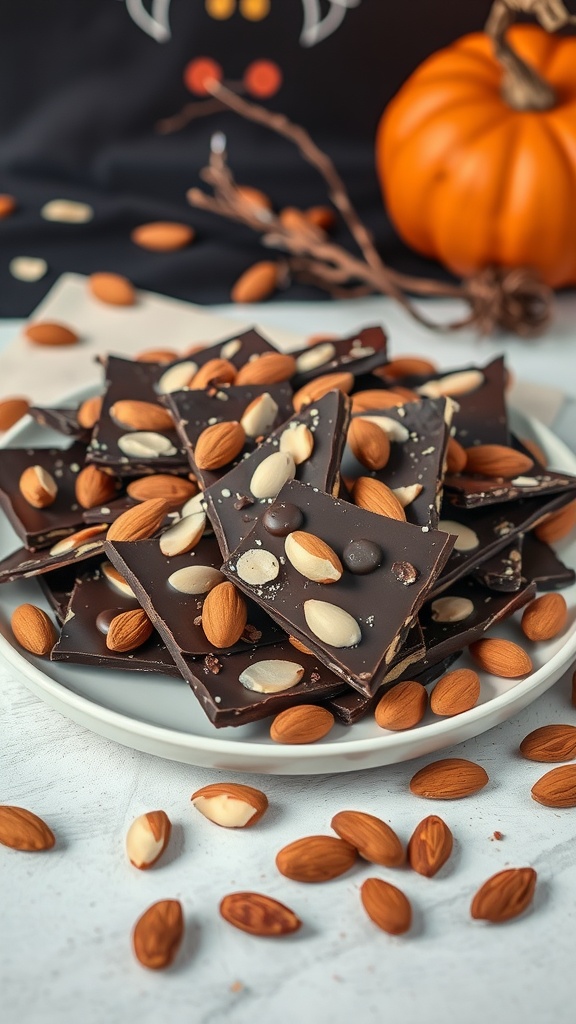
[1, 398, 575, 775]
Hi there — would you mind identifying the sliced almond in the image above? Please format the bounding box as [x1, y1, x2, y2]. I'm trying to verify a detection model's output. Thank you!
[352, 477, 406, 521]
[49, 524, 108, 555]
[347, 419, 391, 471]
[75, 465, 118, 509]
[168, 565, 224, 595]
[126, 811, 171, 869]
[106, 608, 153, 652]
[117, 432, 177, 459]
[0, 806, 56, 851]
[77, 395, 103, 429]
[239, 660, 305, 693]
[110, 400, 173, 433]
[126, 475, 196, 507]
[292, 372, 354, 412]
[464, 444, 534, 479]
[417, 369, 484, 398]
[235, 352, 296, 386]
[88, 272, 135, 306]
[219, 892, 301, 936]
[201, 581, 247, 648]
[102, 561, 136, 598]
[249, 451, 296, 499]
[288, 635, 314, 656]
[191, 782, 268, 828]
[303, 599, 361, 647]
[295, 343, 336, 373]
[158, 510, 206, 556]
[279, 423, 314, 464]
[194, 421, 245, 470]
[240, 393, 279, 438]
[156, 360, 198, 394]
[11, 604, 58, 656]
[19, 465, 58, 508]
[107, 498, 169, 543]
[236, 548, 280, 586]
[24, 321, 79, 346]
[189, 358, 237, 390]
[284, 531, 342, 583]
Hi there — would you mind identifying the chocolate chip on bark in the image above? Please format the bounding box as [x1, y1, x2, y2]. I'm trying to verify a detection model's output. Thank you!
[392, 561, 419, 585]
[263, 502, 304, 537]
[343, 539, 382, 575]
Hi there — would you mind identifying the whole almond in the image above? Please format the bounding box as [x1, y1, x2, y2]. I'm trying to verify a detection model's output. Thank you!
[132, 899, 184, 970]
[352, 477, 406, 521]
[220, 892, 301, 936]
[379, 356, 437, 380]
[292, 372, 354, 412]
[0, 806, 55, 851]
[136, 348, 179, 363]
[201, 581, 247, 648]
[126, 810, 172, 869]
[531, 764, 576, 807]
[409, 758, 489, 799]
[75, 465, 118, 509]
[191, 783, 268, 828]
[520, 724, 576, 763]
[464, 444, 534, 479]
[235, 352, 296, 386]
[351, 390, 405, 414]
[408, 815, 453, 877]
[106, 608, 153, 652]
[127, 475, 196, 507]
[106, 498, 170, 542]
[360, 877, 412, 935]
[77, 395, 103, 429]
[276, 835, 357, 882]
[25, 321, 79, 346]
[331, 810, 404, 867]
[375, 680, 428, 731]
[11, 604, 58, 656]
[110, 399, 173, 432]
[347, 419, 391, 471]
[0, 193, 17, 218]
[88, 272, 135, 306]
[471, 867, 537, 923]
[0, 397, 30, 431]
[231, 261, 280, 303]
[430, 668, 481, 717]
[19, 465, 58, 508]
[446, 436, 468, 473]
[131, 221, 194, 251]
[189, 358, 237, 390]
[521, 592, 567, 641]
[194, 420, 245, 470]
[284, 531, 342, 583]
[469, 638, 532, 678]
[535, 499, 576, 543]
[270, 705, 335, 744]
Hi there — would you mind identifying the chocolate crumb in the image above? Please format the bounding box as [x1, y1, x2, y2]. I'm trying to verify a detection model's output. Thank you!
[204, 654, 222, 674]
[391, 560, 419, 585]
[492, 830, 504, 841]
[233, 494, 254, 510]
[242, 624, 263, 643]
[310, 671, 321, 683]
[194, 615, 202, 626]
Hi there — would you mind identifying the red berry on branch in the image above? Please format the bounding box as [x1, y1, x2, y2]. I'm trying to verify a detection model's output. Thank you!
[243, 60, 282, 99]
[184, 57, 224, 96]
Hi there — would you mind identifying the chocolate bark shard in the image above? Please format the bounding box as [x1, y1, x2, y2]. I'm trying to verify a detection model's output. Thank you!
[290, 325, 388, 388]
[184, 326, 287, 370]
[28, 406, 91, 442]
[344, 398, 449, 529]
[104, 534, 283, 658]
[50, 567, 181, 675]
[0, 527, 109, 584]
[522, 532, 576, 591]
[221, 478, 455, 695]
[473, 539, 524, 593]
[163, 382, 294, 490]
[203, 390, 350, 559]
[85, 355, 189, 476]
[38, 556, 103, 622]
[0, 442, 90, 550]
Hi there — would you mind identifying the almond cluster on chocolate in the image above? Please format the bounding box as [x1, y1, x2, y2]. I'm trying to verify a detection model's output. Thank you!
[1, 326, 575, 730]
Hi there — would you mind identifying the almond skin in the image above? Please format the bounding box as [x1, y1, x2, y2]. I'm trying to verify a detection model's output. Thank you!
[0, 397, 30, 431]
[464, 444, 534, 479]
[520, 724, 576, 763]
[531, 764, 576, 807]
[469, 638, 532, 678]
[0, 806, 56, 851]
[292, 372, 354, 412]
[106, 608, 153, 652]
[220, 892, 301, 936]
[77, 395, 103, 429]
[106, 498, 170, 542]
[126, 475, 196, 507]
[231, 261, 280, 303]
[24, 321, 79, 346]
[189, 358, 237, 390]
[19, 465, 58, 508]
[430, 668, 481, 717]
[88, 272, 135, 306]
[445, 436, 468, 474]
[270, 705, 335, 744]
[276, 835, 357, 882]
[191, 783, 268, 828]
[131, 221, 195, 251]
[331, 810, 404, 867]
[375, 680, 428, 731]
[352, 476, 406, 521]
[194, 420, 246, 470]
[132, 899, 184, 970]
[11, 604, 58, 656]
[235, 352, 297, 386]
[360, 877, 412, 935]
[284, 531, 343, 584]
[534, 498, 576, 544]
[201, 581, 247, 648]
[471, 867, 537, 923]
[75, 465, 118, 509]
[347, 419, 391, 471]
[409, 758, 489, 799]
[521, 592, 567, 641]
[110, 399, 173, 432]
[407, 815, 453, 877]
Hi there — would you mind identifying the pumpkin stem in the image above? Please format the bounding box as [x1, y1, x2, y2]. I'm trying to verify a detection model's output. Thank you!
[485, 0, 569, 111]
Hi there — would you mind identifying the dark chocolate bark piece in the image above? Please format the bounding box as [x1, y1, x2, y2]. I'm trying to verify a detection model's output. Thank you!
[473, 539, 524, 593]
[221, 478, 455, 695]
[405, 357, 509, 447]
[28, 406, 91, 442]
[522, 532, 576, 591]
[50, 567, 181, 675]
[290, 326, 388, 388]
[184, 327, 286, 371]
[104, 534, 284, 658]
[343, 398, 449, 529]
[0, 442, 88, 550]
[203, 390, 350, 558]
[164, 382, 294, 489]
[37, 556, 103, 622]
[0, 525, 109, 584]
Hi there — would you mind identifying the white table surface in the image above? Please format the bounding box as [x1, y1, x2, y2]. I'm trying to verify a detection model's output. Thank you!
[2, 289, 576, 1024]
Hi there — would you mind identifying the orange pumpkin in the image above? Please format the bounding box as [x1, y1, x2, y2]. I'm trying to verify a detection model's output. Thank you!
[376, 25, 576, 288]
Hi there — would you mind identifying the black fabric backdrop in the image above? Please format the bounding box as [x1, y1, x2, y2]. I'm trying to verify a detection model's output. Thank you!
[0, 0, 496, 316]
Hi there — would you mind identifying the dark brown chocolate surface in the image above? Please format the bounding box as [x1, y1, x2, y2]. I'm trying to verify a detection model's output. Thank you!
[203, 390, 349, 558]
[473, 540, 523, 593]
[445, 436, 576, 509]
[28, 406, 91, 442]
[0, 442, 88, 550]
[522, 533, 576, 591]
[404, 357, 509, 447]
[290, 326, 388, 388]
[0, 527, 108, 584]
[37, 556, 103, 622]
[222, 478, 454, 695]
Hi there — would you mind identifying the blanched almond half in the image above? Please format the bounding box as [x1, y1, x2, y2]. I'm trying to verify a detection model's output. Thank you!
[239, 660, 305, 693]
[240, 393, 279, 438]
[284, 531, 342, 583]
[437, 520, 479, 552]
[102, 561, 136, 598]
[156, 360, 198, 394]
[126, 811, 172, 869]
[295, 342, 336, 373]
[431, 596, 474, 623]
[117, 432, 177, 458]
[167, 565, 224, 594]
[159, 511, 206, 556]
[393, 483, 423, 508]
[358, 415, 410, 442]
[417, 369, 484, 398]
[236, 548, 280, 586]
[19, 465, 58, 508]
[279, 423, 314, 465]
[249, 451, 296, 499]
[191, 783, 268, 828]
[303, 599, 361, 647]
